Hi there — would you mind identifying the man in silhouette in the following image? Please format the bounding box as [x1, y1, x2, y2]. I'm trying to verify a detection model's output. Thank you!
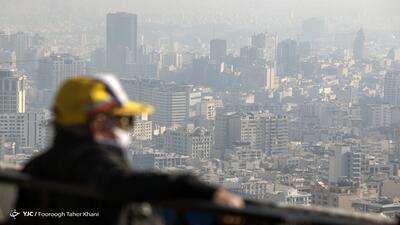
[14, 75, 243, 225]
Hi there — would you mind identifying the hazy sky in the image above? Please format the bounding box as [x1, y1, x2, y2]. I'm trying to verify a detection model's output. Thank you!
[0, 0, 399, 33]
[2, 0, 398, 15]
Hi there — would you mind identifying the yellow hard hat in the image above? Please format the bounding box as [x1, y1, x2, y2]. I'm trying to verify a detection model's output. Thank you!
[53, 75, 153, 126]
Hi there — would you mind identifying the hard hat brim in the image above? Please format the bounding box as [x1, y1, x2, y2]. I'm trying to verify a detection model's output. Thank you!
[112, 101, 154, 117]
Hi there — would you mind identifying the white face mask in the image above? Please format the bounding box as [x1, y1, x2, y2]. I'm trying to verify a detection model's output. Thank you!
[112, 127, 131, 149]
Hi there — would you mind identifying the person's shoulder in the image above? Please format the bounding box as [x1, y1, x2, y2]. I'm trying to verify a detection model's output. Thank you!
[75, 142, 125, 165]
[22, 151, 50, 174]
[79, 142, 124, 157]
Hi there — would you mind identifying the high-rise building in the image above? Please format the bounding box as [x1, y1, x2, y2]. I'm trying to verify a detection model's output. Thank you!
[210, 39, 227, 63]
[384, 71, 400, 106]
[353, 28, 365, 61]
[160, 126, 212, 160]
[161, 126, 187, 154]
[4, 32, 37, 72]
[186, 127, 212, 160]
[328, 146, 362, 184]
[88, 48, 106, 75]
[205, 61, 223, 86]
[192, 58, 208, 84]
[236, 112, 267, 150]
[151, 85, 188, 127]
[277, 39, 298, 77]
[251, 33, 266, 49]
[132, 114, 153, 141]
[266, 65, 277, 91]
[162, 52, 183, 71]
[19, 47, 41, 76]
[106, 12, 138, 75]
[265, 114, 289, 155]
[215, 112, 266, 151]
[0, 31, 9, 50]
[37, 54, 86, 90]
[351, 147, 362, 184]
[215, 111, 289, 155]
[0, 111, 49, 150]
[214, 112, 237, 152]
[0, 69, 26, 113]
[361, 104, 392, 128]
[265, 34, 278, 62]
[328, 146, 351, 184]
[9, 32, 30, 62]
[122, 79, 189, 127]
[0, 50, 16, 70]
[301, 18, 324, 41]
[200, 96, 220, 120]
[188, 90, 202, 118]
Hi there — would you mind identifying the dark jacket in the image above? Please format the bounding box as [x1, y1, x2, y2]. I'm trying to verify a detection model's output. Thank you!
[12, 130, 217, 225]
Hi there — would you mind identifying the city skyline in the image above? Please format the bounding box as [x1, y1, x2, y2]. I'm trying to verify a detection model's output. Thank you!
[1, 0, 400, 220]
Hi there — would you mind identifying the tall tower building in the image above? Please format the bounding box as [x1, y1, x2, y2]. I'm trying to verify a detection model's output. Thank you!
[384, 71, 400, 106]
[38, 54, 86, 90]
[266, 65, 277, 91]
[192, 58, 208, 84]
[123, 79, 189, 127]
[277, 39, 298, 77]
[9, 32, 30, 62]
[151, 85, 188, 127]
[0, 69, 26, 113]
[210, 39, 227, 63]
[353, 28, 365, 61]
[0, 31, 9, 50]
[214, 112, 237, 152]
[328, 146, 351, 184]
[265, 34, 278, 62]
[251, 33, 266, 49]
[106, 12, 138, 75]
[88, 48, 107, 75]
[265, 114, 289, 155]
[328, 146, 361, 184]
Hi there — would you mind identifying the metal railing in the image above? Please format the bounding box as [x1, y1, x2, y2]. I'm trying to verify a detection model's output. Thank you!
[0, 171, 398, 225]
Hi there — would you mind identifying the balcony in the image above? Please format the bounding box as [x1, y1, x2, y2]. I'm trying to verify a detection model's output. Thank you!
[0, 170, 397, 225]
